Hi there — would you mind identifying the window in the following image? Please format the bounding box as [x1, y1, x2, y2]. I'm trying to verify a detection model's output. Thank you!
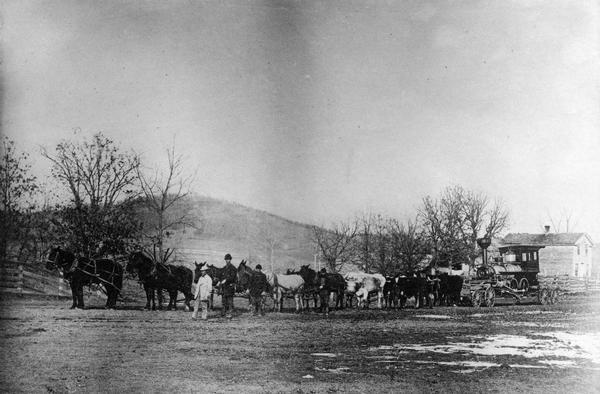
[577, 245, 580, 255]
[522, 253, 528, 261]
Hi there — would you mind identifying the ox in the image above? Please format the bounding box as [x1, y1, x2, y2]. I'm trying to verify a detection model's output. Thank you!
[396, 274, 435, 309]
[437, 273, 464, 306]
[383, 276, 398, 309]
[344, 272, 385, 309]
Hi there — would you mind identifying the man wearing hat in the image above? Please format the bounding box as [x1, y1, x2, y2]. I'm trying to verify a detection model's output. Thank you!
[249, 264, 269, 316]
[219, 253, 237, 318]
[317, 268, 329, 316]
[192, 265, 212, 320]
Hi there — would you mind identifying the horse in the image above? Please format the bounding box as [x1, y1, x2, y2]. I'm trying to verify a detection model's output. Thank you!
[45, 247, 123, 309]
[267, 270, 304, 313]
[299, 266, 346, 312]
[319, 271, 346, 311]
[236, 261, 270, 294]
[290, 266, 318, 310]
[126, 252, 194, 311]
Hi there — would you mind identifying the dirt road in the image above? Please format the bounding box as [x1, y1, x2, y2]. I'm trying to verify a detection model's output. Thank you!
[1, 294, 600, 393]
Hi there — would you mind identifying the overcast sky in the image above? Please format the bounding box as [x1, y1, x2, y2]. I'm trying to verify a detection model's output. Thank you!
[2, 0, 599, 239]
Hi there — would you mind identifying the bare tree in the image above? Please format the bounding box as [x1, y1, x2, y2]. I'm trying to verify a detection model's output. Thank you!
[136, 145, 196, 266]
[420, 185, 509, 268]
[388, 217, 430, 273]
[253, 218, 282, 272]
[312, 220, 358, 273]
[355, 211, 377, 272]
[0, 137, 39, 260]
[544, 207, 578, 233]
[42, 132, 140, 256]
[369, 214, 392, 275]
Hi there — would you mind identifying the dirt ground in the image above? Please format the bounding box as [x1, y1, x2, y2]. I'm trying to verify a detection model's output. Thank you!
[1, 292, 600, 394]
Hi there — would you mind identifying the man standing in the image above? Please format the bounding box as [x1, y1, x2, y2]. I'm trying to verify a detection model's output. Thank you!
[318, 268, 329, 316]
[249, 264, 269, 316]
[192, 266, 212, 320]
[219, 253, 237, 319]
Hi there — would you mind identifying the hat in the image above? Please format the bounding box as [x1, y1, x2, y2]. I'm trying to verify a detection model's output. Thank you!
[320, 268, 327, 274]
[255, 264, 262, 270]
[224, 253, 232, 261]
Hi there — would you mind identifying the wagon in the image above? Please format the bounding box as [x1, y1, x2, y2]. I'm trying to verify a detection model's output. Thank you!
[460, 244, 562, 307]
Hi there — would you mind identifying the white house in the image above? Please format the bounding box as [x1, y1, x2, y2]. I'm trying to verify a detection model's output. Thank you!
[502, 227, 593, 277]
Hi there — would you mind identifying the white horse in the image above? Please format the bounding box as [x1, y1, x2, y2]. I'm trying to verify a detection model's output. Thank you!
[266, 273, 304, 313]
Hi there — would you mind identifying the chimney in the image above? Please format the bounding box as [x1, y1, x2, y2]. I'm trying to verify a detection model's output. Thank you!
[544, 225, 550, 234]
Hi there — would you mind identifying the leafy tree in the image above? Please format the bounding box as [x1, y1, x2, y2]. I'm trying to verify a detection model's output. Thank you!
[42, 132, 140, 257]
[0, 137, 38, 260]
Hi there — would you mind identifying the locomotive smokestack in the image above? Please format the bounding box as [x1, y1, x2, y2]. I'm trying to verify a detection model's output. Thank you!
[544, 225, 550, 234]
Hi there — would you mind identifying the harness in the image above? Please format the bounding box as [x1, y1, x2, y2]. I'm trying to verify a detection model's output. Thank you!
[67, 254, 122, 291]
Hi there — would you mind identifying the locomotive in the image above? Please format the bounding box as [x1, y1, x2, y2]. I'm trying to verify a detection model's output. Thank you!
[461, 241, 560, 307]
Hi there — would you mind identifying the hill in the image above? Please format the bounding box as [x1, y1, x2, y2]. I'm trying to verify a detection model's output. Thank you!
[155, 195, 318, 273]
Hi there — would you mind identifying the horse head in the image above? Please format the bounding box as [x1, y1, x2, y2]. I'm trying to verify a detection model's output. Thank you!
[46, 247, 74, 271]
[236, 260, 251, 292]
[126, 251, 152, 278]
[298, 265, 317, 285]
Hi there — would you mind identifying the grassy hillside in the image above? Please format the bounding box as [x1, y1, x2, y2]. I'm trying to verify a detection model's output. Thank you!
[153, 195, 317, 273]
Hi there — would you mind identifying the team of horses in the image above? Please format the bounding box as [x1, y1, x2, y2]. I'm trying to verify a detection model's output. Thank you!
[45, 247, 463, 312]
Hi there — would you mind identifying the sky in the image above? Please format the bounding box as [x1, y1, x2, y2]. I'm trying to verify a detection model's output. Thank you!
[2, 0, 600, 239]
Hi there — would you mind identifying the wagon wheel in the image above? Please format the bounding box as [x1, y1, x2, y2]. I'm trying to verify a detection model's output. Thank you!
[538, 288, 550, 305]
[518, 278, 529, 292]
[509, 278, 519, 290]
[484, 287, 495, 307]
[550, 289, 560, 305]
[472, 289, 484, 308]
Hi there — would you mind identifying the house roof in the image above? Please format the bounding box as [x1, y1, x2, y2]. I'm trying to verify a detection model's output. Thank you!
[502, 232, 593, 246]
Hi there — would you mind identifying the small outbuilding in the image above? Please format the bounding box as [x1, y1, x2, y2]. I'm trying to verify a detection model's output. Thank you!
[502, 226, 594, 277]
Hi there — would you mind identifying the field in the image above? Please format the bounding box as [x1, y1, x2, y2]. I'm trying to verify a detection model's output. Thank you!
[1, 293, 600, 393]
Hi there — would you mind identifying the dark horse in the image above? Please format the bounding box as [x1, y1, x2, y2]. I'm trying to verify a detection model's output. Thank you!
[126, 252, 194, 311]
[291, 265, 318, 310]
[45, 247, 123, 309]
[235, 260, 256, 293]
[298, 265, 346, 311]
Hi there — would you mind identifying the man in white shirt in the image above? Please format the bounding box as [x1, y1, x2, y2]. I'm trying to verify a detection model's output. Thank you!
[192, 266, 213, 320]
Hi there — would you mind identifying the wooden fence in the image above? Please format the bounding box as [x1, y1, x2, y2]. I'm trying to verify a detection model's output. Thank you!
[539, 274, 600, 294]
[0, 260, 71, 297]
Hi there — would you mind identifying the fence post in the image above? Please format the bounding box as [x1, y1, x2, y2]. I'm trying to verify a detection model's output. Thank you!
[16, 264, 23, 296]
